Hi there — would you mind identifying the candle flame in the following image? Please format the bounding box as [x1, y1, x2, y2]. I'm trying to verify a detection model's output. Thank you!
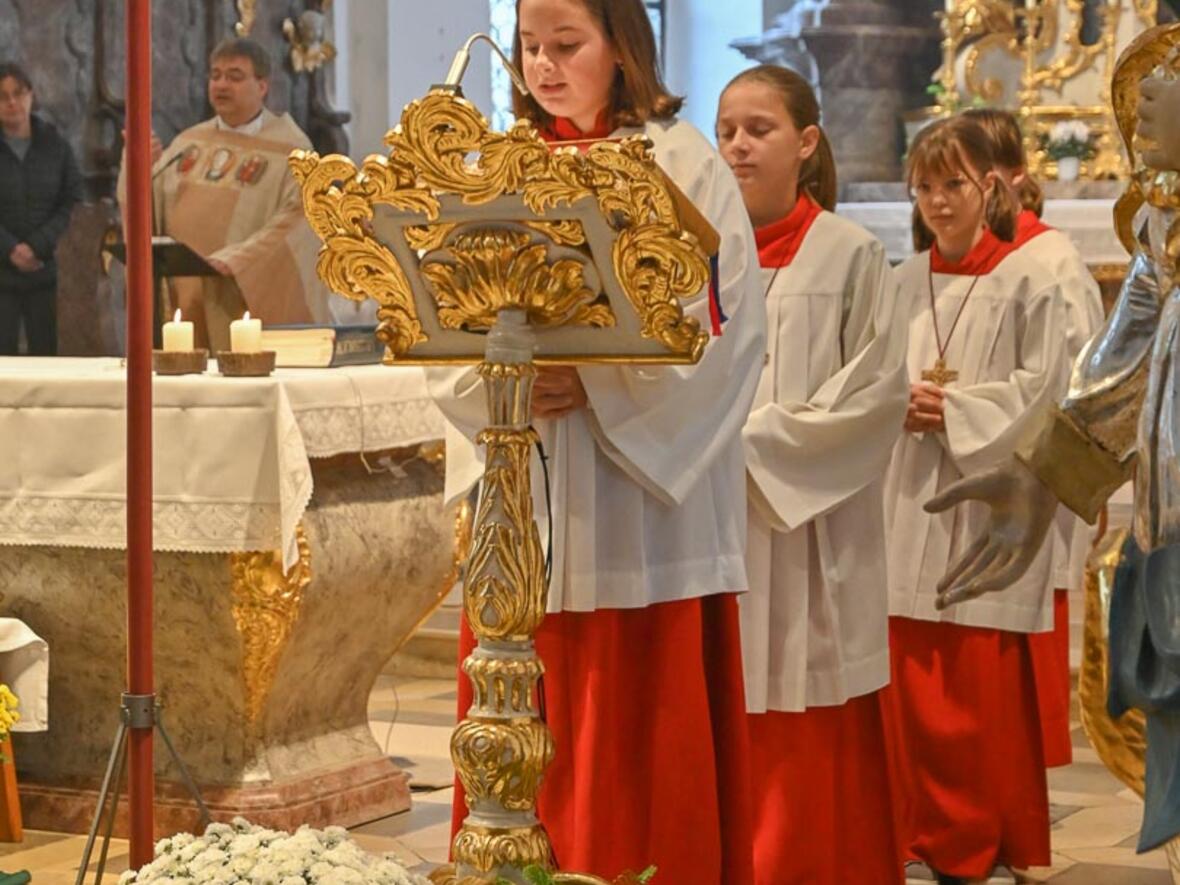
[242, 311, 251, 321]
[173, 308, 181, 323]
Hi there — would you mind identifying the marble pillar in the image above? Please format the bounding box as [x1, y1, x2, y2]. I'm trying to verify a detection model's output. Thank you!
[0, 445, 460, 837]
[803, 2, 937, 182]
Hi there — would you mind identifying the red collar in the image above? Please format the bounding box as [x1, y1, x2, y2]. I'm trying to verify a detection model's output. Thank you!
[1013, 209, 1052, 248]
[541, 110, 615, 145]
[754, 194, 823, 269]
[930, 228, 1016, 275]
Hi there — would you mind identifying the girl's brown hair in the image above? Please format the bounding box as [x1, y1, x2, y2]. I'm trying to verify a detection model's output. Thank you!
[512, 0, 683, 129]
[721, 64, 837, 211]
[907, 115, 1020, 252]
[962, 107, 1044, 217]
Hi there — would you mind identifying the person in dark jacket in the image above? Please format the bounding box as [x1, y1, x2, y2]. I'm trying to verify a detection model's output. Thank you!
[0, 62, 82, 355]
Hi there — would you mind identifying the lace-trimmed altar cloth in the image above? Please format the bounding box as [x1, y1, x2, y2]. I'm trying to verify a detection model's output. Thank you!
[0, 358, 445, 570]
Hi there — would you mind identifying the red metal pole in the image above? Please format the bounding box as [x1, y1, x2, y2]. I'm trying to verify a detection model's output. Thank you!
[125, 0, 155, 869]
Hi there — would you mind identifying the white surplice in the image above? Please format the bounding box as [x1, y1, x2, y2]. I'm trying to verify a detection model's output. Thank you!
[427, 118, 767, 613]
[885, 234, 1072, 633]
[741, 210, 909, 713]
[1020, 226, 1104, 593]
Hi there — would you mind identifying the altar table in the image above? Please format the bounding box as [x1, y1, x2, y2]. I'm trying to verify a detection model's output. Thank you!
[0, 358, 456, 836]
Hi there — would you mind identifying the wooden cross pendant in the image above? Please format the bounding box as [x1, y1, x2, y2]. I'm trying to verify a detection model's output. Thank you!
[921, 358, 958, 387]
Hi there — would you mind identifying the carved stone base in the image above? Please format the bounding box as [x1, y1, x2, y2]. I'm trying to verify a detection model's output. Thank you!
[2, 448, 456, 837]
[18, 756, 410, 838]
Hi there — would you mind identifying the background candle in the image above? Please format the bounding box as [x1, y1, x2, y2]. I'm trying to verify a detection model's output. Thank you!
[161, 308, 193, 352]
[229, 311, 262, 353]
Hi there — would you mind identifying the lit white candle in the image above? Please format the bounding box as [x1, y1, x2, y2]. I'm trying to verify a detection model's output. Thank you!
[161, 308, 194, 352]
[229, 311, 262, 353]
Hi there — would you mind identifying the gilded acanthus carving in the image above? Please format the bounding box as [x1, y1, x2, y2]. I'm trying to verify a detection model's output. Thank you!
[229, 525, 312, 724]
[452, 825, 553, 875]
[933, 0, 1016, 108]
[452, 717, 556, 812]
[406, 223, 461, 254]
[421, 229, 616, 332]
[290, 89, 708, 362]
[929, 1, 1161, 180]
[463, 427, 547, 643]
[524, 220, 588, 247]
[287, 151, 434, 358]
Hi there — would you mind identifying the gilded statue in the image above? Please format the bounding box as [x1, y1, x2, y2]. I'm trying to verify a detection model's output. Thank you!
[927, 22, 1180, 871]
[283, 4, 338, 75]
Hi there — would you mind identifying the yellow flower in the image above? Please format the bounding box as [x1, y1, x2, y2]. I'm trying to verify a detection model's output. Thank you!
[0, 685, 21, 737]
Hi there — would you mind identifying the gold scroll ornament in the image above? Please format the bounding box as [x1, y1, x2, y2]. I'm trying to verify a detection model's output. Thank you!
[421, 229, 615, 333]
[930, 1, 1159, 179]
[234, 0, 256, 37]
[289, 88, 709, 365]
[229, 525, 312, 725]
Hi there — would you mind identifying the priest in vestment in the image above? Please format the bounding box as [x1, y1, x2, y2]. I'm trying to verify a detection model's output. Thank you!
[117, 37, 345, 350]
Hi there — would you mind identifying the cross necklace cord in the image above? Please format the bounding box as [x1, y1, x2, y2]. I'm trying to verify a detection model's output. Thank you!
[922, 258, 980, 387]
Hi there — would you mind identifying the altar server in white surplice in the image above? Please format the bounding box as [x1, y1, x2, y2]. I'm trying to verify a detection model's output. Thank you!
[883, 115, 1072, 883]
[964, 108, 1104, 774]
[715, 64, 909, 885]
[426, 1, 766, 882]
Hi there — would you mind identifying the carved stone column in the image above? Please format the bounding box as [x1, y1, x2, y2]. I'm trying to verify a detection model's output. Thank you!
[735, 0, 940, 183]
[801, 1, 938, 182]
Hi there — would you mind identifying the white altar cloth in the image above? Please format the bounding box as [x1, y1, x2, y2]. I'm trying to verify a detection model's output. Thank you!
[837, 198, 1130, 266]
[0, 358, 445, 570]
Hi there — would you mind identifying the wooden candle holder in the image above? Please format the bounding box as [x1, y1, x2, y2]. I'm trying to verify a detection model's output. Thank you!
[152, 349, 208, 375]
[216, 350, 276, 377]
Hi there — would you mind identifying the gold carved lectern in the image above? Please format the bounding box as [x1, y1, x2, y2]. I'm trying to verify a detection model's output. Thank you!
[289, 53, 715, 885]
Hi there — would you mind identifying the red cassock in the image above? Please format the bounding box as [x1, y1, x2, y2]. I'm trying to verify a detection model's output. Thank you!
[1028, 588, 1073, 767]
[748, 692, 905, 885]
[886, 617, 1051, 878]
[451, 595, 754, 885]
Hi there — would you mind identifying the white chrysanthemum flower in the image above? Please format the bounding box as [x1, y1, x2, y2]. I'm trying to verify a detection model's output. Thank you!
[228, 834, 262, 857]
[189, 847, 229, 871]
[120, 819, 427, 885]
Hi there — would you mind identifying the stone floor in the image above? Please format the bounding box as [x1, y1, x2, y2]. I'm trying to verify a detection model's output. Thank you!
[1, 674, 1174, 884]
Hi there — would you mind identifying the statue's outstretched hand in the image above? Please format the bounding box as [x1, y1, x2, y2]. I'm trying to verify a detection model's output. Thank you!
[923, 457, 1058, 610]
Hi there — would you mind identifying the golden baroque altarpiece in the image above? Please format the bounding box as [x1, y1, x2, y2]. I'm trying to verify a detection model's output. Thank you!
[931, 0, 1158, 179]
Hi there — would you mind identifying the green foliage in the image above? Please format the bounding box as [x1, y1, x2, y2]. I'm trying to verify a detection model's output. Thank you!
[495, 864, 656, 884]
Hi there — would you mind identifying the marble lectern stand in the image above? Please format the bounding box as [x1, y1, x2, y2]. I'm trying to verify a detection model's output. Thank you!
[291, 74, 715, 884]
